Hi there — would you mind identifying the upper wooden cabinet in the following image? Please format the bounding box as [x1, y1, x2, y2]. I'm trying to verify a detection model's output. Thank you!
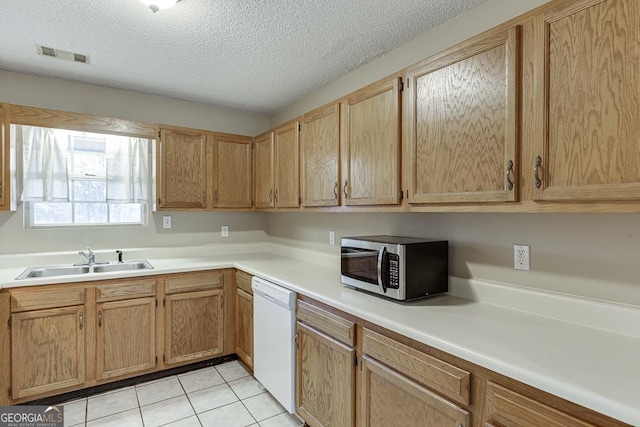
[254, 131, 274, 208]
[301, 103, 341, 207]
[0, 104, 8, 210]
[212, 134, 253, 208]
[532, 0, 640, 202]
[342, 76, 402, 206]
[273, 120, 300, 208]
[254, 121, 301, 209]
[407, 27, 519, 204]
[158, 127, 208, 209]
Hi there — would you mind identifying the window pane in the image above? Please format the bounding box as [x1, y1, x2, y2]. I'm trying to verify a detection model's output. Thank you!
[109, 203, 143, 223]
[33, 202, 73, 224]
[73, 180, 106, 202]
[73, 152, 106, 176]
[74, 203, 108, 224]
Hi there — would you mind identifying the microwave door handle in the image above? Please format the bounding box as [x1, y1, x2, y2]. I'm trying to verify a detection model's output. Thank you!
[377, 246, 387, 294]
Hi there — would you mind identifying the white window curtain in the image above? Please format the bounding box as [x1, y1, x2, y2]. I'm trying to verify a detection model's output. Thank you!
[106, 135, 149, 203]
[20, 126, 70, 201]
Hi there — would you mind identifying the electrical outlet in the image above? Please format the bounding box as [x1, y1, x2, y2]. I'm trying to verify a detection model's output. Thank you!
[221, 225, 229, 237]
[514, 244, 530, 270]
[162, 216, 172, 229]
[329, 230, 336, 245]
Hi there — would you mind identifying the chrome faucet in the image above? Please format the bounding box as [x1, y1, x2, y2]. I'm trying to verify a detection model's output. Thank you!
[78, 247, 95, 265]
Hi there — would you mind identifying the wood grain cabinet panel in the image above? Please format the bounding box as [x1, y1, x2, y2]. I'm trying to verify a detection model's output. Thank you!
[235, 288, 253, 370]
[254, 131, 274, 208]
[11, 306, 85, 400]
[297, 300, 355, 346]
[342, 76, 402, 206]
[533, 0, 640, 201]
[164, 270, 224, 294]
[296, 322, 356, 427]
[164, 289, 224, 366]
[96, 297, 156, 380]
[0, 104, 8, 210]
[11, 286, 85, 312]
[235, 270, 253, 294]
[212, 134, 253, 208]
[274, 120, 300, 208]
[301, 103, 340, 207]
[361, 356, 470, 427]
[158, 127, 207, 209]
[485, 382, 596, 427]
[407, 27, 519, 204]
[362, 328, 470, 406]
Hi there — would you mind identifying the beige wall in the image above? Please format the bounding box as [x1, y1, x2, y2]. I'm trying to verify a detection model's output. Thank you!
[0, 206, 268, 255]
[268, 212, 640, 307]
[0, 70, 270, 136]
[0, 70, 271, 253]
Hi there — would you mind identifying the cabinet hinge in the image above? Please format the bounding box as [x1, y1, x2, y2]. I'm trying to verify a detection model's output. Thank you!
[298, 123, 301, 132]
[158, 130, 161, 138]
[221, 294, 224, 308]
[8, 387, 11, 397]
[7, 318, 11, 328]
[299, 197, 301, 205]
[155, 356, 158, 364]
[399, 190, 403, 201]
[163, 355, 165, 363]
[155, 299, 158, 307]
[163, 298, 166, 306]
[158, 198, 162, 206]
[353, 355, 358, 367]
[399, 79, 404, 92]
[406, 189, 409, 200]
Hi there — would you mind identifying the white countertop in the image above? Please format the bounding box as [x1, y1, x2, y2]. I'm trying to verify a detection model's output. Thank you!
[1, 243, 638, 425]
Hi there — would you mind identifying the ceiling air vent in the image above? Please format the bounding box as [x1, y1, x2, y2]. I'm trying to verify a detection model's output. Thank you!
[36, 44, 91, 65]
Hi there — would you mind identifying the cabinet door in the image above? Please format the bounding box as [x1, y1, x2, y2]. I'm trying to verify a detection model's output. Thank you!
[96, 297, 156, 380]
[274, 120, 300, 208]
[407, 28, 519, 204]
[533, 0, 640, 201]
[0, 104, 7, 209]
[342, 77, 401, 206]
[485, 382, 595, 427]
[164, 289, 224, 366]
[11, 306, 85, 400]
[296, 322, 355, 427]
[234, 288, 253, 369]
[361, 356, 470, 427]
[301, 103, 340, 207]
[212, 134, 253, 208]
[254, 131, 274, 208]
[158, 128, 207, 209]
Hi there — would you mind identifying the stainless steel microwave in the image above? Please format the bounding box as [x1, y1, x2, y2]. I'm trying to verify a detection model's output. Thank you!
[340, 235, 448, 301]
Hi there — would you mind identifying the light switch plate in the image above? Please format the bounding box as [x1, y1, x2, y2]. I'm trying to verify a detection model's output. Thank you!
[162, 216, 172, 229]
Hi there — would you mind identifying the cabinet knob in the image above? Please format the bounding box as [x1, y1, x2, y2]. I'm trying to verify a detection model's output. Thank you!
[79, 312, 84, 330]
[98, 310, 103, 328]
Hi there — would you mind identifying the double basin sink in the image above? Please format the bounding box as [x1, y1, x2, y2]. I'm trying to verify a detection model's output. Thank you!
[17, 260, 154, 279]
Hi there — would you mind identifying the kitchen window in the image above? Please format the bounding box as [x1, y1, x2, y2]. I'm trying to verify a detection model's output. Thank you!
[14, 125, 152, 228]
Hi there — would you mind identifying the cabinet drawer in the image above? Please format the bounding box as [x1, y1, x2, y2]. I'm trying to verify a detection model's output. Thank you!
[165, 270, 224, 294]
[485, 382, 595, 427]
[235, 270, 253, 294]
[96, 278, 157, 302]
[297, 300, 355, 346]
[362, 328, 471, 406]
[10, 286, 85, 312]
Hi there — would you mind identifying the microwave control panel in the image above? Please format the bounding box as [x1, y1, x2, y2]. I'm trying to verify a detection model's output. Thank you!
[388, 253, 399, 289]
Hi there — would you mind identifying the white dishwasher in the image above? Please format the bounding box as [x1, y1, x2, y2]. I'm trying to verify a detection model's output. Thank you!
[252, 276, 297, 413]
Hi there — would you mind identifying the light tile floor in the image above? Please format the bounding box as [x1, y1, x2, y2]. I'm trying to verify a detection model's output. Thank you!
[58, 361, 304, 427]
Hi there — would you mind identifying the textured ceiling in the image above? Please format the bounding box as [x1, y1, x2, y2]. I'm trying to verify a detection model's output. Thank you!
[0, 0, 487, 115]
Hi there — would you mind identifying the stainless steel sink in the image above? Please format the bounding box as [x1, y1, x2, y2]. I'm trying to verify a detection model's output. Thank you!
[16, 260, 154, 280]
[92, 260, 154, 273]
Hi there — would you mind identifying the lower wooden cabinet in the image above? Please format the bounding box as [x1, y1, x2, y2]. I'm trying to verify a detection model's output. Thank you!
[11, 305, 85, 400]
[234, 270, 253, 369]
[296, 322, 356, 427]
[96, 297, 156, 380]
[2, 270, 231, 404]
[164, 288, 224, 366]
[360, 356, 469, 427]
